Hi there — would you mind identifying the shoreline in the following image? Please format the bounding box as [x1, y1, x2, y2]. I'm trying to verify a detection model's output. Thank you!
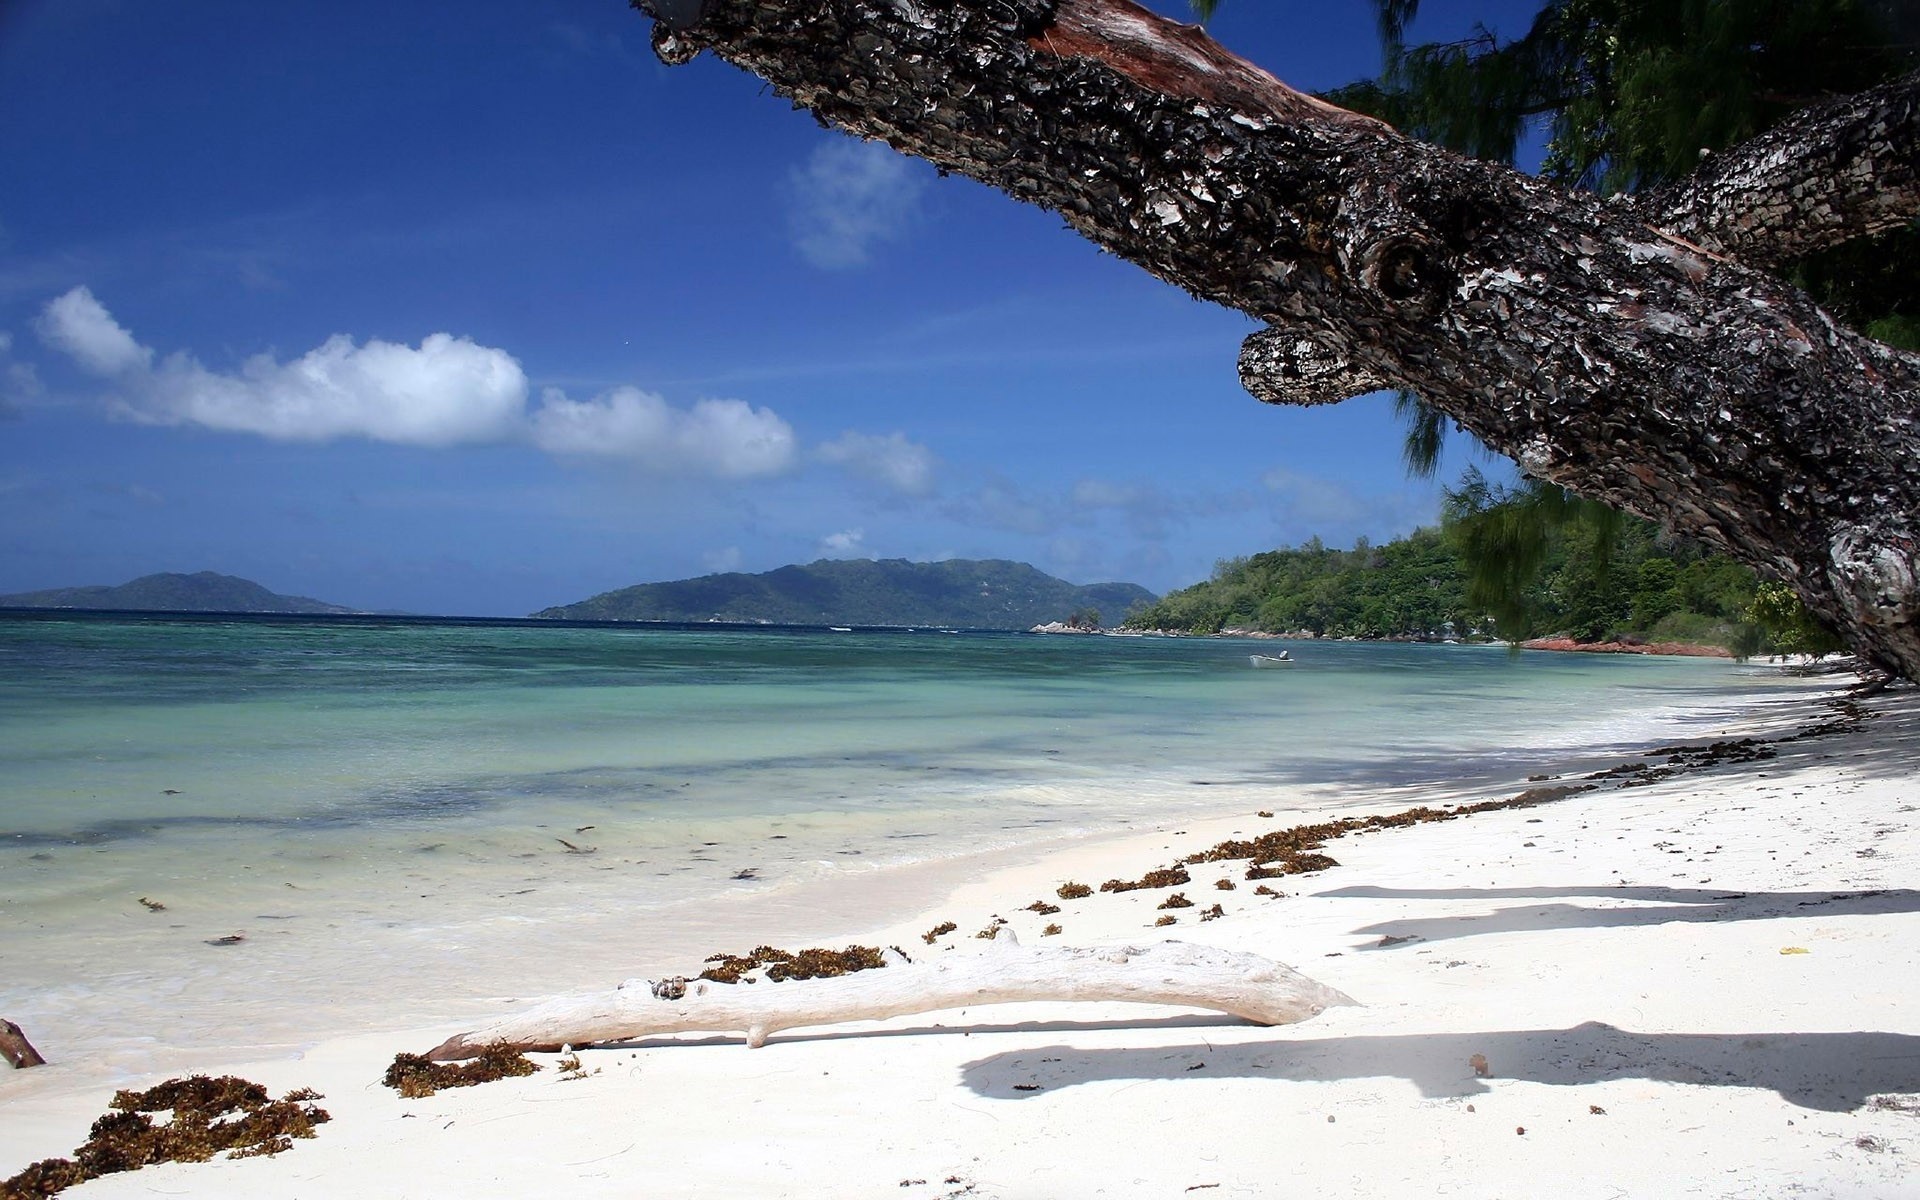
[1055, 624, 1760, 661]
[7, 672, 1914, 1196]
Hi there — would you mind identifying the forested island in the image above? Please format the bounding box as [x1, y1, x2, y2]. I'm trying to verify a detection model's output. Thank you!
[0, 572, 353, 615]
[536, 558, 1154, 630]
[1124, 518, 1833, 657]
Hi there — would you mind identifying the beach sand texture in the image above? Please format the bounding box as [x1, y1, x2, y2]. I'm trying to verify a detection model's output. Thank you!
[4, 682, 1917, 1199]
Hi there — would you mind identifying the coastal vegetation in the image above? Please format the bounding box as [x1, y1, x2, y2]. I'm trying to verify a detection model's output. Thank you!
[534, 557, 1154, 630]
[1123, 514, 1835, 655]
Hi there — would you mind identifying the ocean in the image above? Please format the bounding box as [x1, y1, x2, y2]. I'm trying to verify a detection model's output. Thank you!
[0, 611, 1834, 1074]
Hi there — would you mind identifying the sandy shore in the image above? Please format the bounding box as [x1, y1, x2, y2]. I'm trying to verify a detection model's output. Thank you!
[5, 677, 1918, 1198]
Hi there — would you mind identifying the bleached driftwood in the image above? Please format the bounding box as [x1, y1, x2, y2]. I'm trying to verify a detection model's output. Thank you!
[1, 1018, 46, 1069]
[427, 933, 1353, 1060]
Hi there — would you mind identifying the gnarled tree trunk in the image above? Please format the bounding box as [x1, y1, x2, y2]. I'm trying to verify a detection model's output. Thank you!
[634, 0, 1920, 680]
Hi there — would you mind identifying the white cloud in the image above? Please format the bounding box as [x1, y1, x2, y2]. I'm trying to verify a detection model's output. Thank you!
[788, 138, 926, 269]
[816, 430, 935, 494]
[818, 528, 872, 558]
[30, 286, 815, 480]
[36, 286, 153, 375]
[703, 546, 744, 573]
[531, 386, 796, 478]
[144, 333, 529, 446]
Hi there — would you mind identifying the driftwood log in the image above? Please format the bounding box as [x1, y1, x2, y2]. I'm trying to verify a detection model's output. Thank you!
[1, 1018, 47, 1069]
[632, 0, 1920, 682]
[427, 935, 1353, 1060]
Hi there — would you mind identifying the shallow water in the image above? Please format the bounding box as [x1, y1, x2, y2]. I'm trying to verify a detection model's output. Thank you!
[0, 612, 1831, 1074]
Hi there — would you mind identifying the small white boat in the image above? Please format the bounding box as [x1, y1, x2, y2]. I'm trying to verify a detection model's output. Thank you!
[1249, 652, 1294, 668]
[829, 626, 853, 633]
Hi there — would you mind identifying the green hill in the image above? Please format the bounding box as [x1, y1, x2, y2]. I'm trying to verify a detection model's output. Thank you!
[0, 571, 354, 615]
[535, 559, 1155, 629]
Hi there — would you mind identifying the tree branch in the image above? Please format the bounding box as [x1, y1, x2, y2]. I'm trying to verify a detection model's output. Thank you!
[632, 0, 1920, 680]
[1642, 69, 1920, 269]
[426, 936, 1354, 1060]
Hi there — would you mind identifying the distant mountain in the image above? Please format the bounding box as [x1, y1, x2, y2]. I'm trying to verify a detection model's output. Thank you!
[535, 559, 1156, 629]
[0, 571, 355, 615]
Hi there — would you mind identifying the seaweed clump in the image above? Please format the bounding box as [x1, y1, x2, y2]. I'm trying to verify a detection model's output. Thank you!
[1, 1076, 329, 1199]
[1025, 900, 1061, 915]
[1180, 789, 1612, 881]
[921, 921, 958, 944]
[1100, 866, 1189, 893]
[1157, 892, 1193, 910]
[382, 1044, 539, 1099]
[1056, 882, 1093, 900]
[698, 944, 887, 984]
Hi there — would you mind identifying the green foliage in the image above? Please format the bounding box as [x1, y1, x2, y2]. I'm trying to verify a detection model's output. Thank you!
[1128, 513, 1771, 648]
[1127, 528, 1469, 639]
[1329, 0, 1912, 194]
[1745, 583, 1847, 657]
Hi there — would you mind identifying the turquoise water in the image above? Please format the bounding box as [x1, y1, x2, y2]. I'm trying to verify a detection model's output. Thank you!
[0, 613, 1829, 1071]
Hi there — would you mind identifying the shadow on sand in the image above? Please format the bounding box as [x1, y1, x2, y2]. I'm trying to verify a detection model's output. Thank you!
[959, 1022, 1920, 1111]
[1317, 885, 1920, 945]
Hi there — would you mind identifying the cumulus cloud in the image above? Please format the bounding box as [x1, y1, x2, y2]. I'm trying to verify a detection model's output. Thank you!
[146, 333, 528, 446]
[531, 386, 797, 478]
[30, 286, 813, 480]
[36, 286, 152, 375]
[816, 430, 935, 495]
[818, 528, 872, 559]
[788, 138, 927, 269]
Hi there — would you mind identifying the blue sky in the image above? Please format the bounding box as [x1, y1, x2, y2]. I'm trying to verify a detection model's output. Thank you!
[0, 0, 1541, 615]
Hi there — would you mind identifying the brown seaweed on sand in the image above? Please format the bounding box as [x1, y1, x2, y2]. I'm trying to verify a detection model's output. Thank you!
[1100, 866, 1190, 893]
[921, 921, 958, 944]
[0, 1076, 328, 1199]
[383, 1044, 539, 1098]
[698, 944, 888, 985]
[1056, 881, 1093, 900]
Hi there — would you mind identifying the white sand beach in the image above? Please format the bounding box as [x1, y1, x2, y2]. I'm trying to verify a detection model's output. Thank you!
[5, 677, 1918, 1199]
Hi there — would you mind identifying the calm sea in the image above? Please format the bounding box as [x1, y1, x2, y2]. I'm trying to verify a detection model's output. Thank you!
[0, 611, 1833, 1074]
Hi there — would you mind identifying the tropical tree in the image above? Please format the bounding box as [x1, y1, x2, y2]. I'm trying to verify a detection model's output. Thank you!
[1330, 1, 1914, 655]
[631, 0, 1920, 680]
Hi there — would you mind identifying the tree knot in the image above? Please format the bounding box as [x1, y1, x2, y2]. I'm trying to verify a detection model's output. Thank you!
[1357, 234, 1453, 316]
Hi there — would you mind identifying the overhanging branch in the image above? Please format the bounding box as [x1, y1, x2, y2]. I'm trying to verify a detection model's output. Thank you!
[1642, 69, 1920, 270]
[630, 0, 1920, 681]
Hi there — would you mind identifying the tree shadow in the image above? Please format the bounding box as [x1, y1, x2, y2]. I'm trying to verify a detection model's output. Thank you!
[959, 1022, 1920, 1111]
[1315, 885, 1920, 945]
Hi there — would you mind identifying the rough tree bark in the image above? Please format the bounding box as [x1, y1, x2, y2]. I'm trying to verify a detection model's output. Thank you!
[633, 0, 1920, 680]
[427, 935, 1352, 1060]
